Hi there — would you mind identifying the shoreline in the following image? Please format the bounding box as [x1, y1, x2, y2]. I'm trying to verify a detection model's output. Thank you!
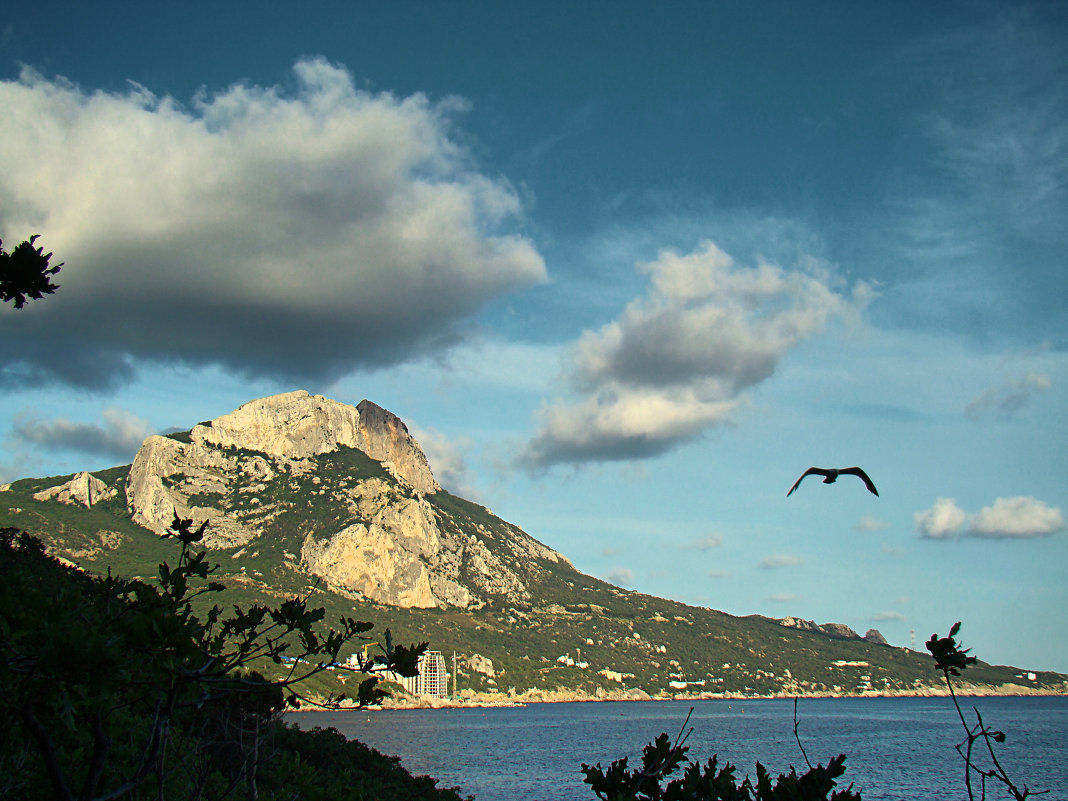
[295, 682, 1068, 712]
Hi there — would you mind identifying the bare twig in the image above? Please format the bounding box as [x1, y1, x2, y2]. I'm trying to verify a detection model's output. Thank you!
[793, 697, 813, 771]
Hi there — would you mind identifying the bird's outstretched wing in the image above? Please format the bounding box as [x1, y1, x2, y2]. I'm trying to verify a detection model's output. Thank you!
[841, 466, 879, 496]
[786, 467, 831, 497]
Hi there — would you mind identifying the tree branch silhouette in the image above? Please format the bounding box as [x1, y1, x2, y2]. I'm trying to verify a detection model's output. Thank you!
[0, 234, 62, 309]
[926, 622, 1047, 800]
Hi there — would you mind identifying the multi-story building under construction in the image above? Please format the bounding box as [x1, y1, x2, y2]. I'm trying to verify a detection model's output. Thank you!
[399, 650, 449, 699]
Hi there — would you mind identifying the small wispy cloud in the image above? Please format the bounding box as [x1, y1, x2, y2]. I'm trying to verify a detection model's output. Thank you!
[758, 553, 802, 570]
[681, 533, 723, 551]
[855, 515, 890, 532]
[768, 592, 798, 603]
[11, 407, 154, 460]
[707, 569, 729, 578]
[914, 497, 970, 539]
[606, 567, 634, 586]
[872, 611, 906, 622]
[916, 496, 1065, 539]
[410, 425, 478, 500]
[965, 372, 1051, 419]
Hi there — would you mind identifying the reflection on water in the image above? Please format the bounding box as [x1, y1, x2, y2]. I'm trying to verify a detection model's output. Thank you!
[290, 697, 1068, 801]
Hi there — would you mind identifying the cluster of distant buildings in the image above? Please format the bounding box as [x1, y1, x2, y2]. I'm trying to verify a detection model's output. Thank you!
[342, 642, 1044, 701]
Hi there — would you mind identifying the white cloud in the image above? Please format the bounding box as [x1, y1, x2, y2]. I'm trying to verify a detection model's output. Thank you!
[521, 240, 869, 467]
[11, 406, 154, 459]
[969, 496, 1065, 539]
[606, 567, 634, 586]
[768, 592, 798, 603]
[524, 385, 742, 465]
[758, 553, 802, 570]
[914, 497, 968, 539]
[916, 496, 1065, 540]
[0, 59, 546, 389]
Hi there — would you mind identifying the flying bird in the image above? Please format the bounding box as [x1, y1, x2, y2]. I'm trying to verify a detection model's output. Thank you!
[787, 466, 879, 497]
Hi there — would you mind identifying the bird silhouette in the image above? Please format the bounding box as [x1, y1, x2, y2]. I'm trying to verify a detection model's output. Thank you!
[787, 466, 878, 497]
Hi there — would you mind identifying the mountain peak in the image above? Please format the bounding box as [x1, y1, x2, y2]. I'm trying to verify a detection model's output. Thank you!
[125, 392, 440, 553]
[192, 391, 439, 494]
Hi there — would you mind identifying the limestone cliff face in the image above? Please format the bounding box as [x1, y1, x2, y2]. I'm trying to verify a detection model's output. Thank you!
[126, 433, 262, 547]
[353, 400, 439, 495]
[298, 478, 450, 609]
[123, 391, 568, 610]
[126, 391, 439, 544]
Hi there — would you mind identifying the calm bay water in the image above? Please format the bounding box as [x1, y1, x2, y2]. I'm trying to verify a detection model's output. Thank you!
[290, 697, 1068, 800]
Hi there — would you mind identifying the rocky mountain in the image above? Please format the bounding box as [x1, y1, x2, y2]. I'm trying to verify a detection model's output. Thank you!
[3, 391, 1064, 701]
[116, 391, 568, 609]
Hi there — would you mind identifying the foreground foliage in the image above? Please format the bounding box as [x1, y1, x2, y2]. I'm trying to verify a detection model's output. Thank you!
[582, 707, 861, 801]
[0, 519, 454, 801]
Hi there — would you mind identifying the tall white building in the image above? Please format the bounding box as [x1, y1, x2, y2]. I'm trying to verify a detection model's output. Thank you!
[399, 650, 449, 698]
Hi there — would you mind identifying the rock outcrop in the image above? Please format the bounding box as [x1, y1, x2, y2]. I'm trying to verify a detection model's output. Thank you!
[467, 653, 496, 677]
[820, 622, 861, 640]
[863, 628, 889, 646]
[779, 617, 862, 641]
[126, 391, 440, 545]
[33, 472, 117, 508]
[297, 478, 453, 609]
[126, 432, 262, 547]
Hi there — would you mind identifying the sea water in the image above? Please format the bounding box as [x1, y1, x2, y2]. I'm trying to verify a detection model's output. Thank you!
[290, 697, 1068, 800]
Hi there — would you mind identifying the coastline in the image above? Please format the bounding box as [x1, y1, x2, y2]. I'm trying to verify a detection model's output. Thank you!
[296, 681, 1068, 711]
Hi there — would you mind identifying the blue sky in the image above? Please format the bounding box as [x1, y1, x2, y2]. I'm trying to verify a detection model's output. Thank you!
[2, 1, 1066, 672]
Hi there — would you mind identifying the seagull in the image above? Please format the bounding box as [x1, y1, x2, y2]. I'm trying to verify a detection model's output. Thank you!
[787, 466, 879, 497]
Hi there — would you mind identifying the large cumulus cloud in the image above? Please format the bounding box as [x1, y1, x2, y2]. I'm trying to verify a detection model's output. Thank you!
[0, 59, 546, 389]
[521, 241, 870, 467]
